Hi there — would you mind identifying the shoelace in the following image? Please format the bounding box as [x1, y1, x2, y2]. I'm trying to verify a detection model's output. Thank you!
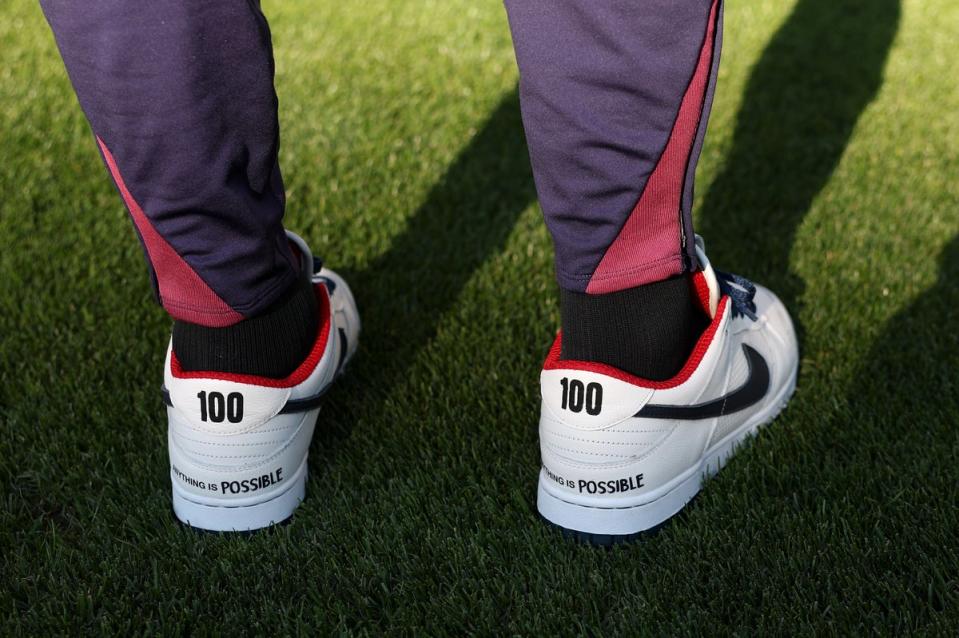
[716, 270, 758, 320]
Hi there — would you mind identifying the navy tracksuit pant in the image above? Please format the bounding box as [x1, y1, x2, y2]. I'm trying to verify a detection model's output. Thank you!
[41, 0, 722, 326]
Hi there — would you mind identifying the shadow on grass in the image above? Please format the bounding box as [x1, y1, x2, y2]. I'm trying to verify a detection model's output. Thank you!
[841, 234, 959, 616]
[853, 234, 959, 439]
[785, 235, 959, 620]
[311, 88, 536, 454]
[697, 0, 901, 345]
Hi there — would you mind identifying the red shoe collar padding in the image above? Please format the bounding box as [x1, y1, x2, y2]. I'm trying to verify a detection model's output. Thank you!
[691, 271, 713, 317]
[170, 282, 332, 388]
[542, 295, 728, 390]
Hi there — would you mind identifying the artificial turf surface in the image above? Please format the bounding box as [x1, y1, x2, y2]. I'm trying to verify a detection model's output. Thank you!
[2, 0, 958, 633]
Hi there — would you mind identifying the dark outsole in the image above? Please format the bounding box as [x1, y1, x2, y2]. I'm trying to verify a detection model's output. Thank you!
[540, 514, 667, 547]
[539, 492, 700, 547]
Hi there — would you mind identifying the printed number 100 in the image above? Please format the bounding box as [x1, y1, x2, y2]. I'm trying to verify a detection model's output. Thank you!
[559, 378, 603, 415]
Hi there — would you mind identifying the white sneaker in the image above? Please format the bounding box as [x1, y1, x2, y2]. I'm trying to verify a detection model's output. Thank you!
[537, 236, 798, 544]
[162, 232, 360, 531]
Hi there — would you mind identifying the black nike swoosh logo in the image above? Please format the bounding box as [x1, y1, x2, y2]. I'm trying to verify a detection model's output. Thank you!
[161, 328, 351, 416]
[634, 344, 769, 420]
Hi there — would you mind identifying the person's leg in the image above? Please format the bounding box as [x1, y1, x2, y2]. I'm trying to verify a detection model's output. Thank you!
[507, 1, 799, 543]
[505, 0, 722, 380]
[40, 0, 315, 377]
[40, 0, 362, 531]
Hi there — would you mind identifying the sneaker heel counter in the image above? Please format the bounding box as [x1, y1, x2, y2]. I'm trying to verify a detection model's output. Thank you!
[164, 354, 306, 504]
[162, 341, 293, 435]
[167, 404, 317, 504]
[539, 368, 654, 432]
[166, 376, 292, 436]
[538, 368, 659, 495]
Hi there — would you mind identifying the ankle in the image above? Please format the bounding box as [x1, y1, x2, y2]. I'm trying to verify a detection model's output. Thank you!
[172, 274, 318, 378]
[559, 274, 710, 381]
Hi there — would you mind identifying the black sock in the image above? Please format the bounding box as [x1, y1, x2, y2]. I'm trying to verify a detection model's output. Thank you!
[560, 275, 710, 381]
[172, 275, 318, 379]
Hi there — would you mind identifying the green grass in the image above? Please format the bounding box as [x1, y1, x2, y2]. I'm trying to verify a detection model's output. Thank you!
[2, 0, 958, 633]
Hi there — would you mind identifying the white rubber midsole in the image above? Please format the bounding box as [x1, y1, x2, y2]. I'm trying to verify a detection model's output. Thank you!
[538, 366, 798, 536]
[171, 456, 308, 532]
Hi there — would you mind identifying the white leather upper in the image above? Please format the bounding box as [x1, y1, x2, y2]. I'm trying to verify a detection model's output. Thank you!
[165, 285, 342, 503]
[165, 234, 361, 505]
[165, 361, 293, 436]
[539, 280, 798, 508]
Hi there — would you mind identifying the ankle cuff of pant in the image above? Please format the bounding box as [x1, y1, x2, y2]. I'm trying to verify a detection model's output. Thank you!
[172, 273, 318, 379]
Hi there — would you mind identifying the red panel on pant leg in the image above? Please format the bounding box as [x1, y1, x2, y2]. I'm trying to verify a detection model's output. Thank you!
[586, 0, 719, 294]
[97, 137, 245, 327]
